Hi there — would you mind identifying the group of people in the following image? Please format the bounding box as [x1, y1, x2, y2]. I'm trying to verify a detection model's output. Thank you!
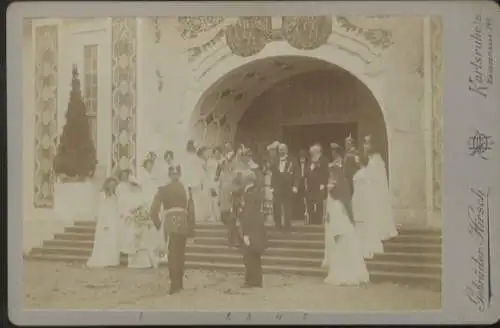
[85, 132, 398, 292]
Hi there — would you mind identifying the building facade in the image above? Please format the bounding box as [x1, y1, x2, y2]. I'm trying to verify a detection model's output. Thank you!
[22, 16, 443, 251]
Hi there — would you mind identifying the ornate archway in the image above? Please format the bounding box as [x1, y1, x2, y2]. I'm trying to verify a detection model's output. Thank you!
[188, 55, 389, 170]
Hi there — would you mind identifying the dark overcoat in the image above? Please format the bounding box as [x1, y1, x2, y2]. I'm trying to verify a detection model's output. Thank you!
[238, 184, 268, 254]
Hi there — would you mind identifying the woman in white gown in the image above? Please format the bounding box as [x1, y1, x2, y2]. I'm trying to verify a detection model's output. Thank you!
[138, 156, 167, 260]
[363, 135, 398, 241]
[352, 153, 384, 259]
[87, 177, 121, 268]
[116, 169, 161, 269]
[182, 141, 207, 223]
[205, 147, 221, 222]
[324, 173, 369, 286]
[138, 157, 160, 201]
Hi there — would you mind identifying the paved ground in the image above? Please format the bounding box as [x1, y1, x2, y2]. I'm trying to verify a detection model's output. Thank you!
[23, 260, 441, 311]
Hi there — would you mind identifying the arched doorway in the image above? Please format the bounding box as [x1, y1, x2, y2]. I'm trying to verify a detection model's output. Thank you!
[188, 55, 388, 171]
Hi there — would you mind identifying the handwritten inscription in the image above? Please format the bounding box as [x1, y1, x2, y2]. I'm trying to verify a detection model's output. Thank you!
[468, 130, 494, 160]
[469, 14, 495, 98]
[465, 188, 491, 312]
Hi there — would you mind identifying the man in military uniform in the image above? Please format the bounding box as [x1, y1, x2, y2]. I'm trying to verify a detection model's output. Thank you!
[237, 170, 267, 288]
[150, 165, 195, 295]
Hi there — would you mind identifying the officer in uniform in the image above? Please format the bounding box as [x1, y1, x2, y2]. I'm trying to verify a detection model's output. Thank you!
[150, 165, 195, 295]
[236, 170, 268, 288]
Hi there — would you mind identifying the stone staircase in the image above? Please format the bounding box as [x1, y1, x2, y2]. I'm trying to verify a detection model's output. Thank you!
[27, 221, 442, 290]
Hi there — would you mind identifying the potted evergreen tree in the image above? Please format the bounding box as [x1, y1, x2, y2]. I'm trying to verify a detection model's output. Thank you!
[53, 65, 97, 222]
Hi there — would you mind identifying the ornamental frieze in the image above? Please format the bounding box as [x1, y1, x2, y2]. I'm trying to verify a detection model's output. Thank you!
[281, 16, 333, 50]
[225, 16, 272, 57]
[178, 16, 225, 39]
[183, 16, 393, 61]
[336, 16, 393, 50]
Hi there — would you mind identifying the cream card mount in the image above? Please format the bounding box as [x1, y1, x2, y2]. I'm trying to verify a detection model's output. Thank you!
[6, 0, 500, 325]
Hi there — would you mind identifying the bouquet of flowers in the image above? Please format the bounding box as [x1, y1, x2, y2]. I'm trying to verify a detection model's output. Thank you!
[125, 203, 152, 228]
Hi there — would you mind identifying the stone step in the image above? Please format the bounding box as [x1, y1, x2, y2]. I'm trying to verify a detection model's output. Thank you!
[32, 243, 441, 273]
[192, 237, 441, 253]
[54, 230, 441, 244]
[47, 235, 441, 254]
[184, 253, 442, 275]
[25, 255, 441, 289]
[186, 244, 442, 264]
[71, 220, 442, 237]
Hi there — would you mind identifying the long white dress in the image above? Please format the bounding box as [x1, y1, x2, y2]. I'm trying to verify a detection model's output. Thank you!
[367, 153, 398, 240]
[138, 167, 159, 202]
[181, 152, 208, 222]
[324, 195, 370, 286]
[205, 157, 220, 222]
[352, 167, 384, 259]
[138, 167, 167, 260]
[87, 193, 120, 268]
[116, 182, 161, 269]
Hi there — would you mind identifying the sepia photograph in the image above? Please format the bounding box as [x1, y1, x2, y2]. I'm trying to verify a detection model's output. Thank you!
[18, 12, 446, 313]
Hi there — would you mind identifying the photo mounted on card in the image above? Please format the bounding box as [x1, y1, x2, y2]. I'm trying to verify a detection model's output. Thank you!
[6, 0, 500, 325]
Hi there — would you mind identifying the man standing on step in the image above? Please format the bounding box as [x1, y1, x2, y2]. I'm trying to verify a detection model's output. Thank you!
[237, 170, 267, 288]
[271, 143, 297, 231]
[305, 144, 329, 225]
[150, 165, 195, 295]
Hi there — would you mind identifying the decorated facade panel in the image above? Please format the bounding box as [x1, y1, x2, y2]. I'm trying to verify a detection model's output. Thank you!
[111, 17, 138, 176]
[33, 25, 59, 208]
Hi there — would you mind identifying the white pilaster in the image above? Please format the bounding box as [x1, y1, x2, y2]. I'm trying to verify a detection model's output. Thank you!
[423, 17, 435, 228]
[136, 17, 146, 165]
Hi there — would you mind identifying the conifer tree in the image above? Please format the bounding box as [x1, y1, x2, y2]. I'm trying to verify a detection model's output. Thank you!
[54, 65, 97, 179]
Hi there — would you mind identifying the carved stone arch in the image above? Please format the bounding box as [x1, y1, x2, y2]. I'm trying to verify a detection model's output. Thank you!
[183, 40, 386, 134]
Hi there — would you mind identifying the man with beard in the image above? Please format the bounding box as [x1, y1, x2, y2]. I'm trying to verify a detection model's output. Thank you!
[150, 165, 195, 295]
[271, 143, 297, 231]
[305, 143, 329, 225]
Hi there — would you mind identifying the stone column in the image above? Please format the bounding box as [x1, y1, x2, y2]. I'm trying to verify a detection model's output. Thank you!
[382, 17, 427, 227]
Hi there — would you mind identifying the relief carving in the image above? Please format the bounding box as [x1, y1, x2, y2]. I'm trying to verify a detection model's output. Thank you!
[336, 16, 393, 50]
[187, 29, 225, 62]
[225, 17, 272, 57]
[178, 16, 225, 39]
[281, 16, 332, 50]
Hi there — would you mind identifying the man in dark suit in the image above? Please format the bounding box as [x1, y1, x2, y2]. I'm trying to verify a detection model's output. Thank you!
[343, 134, 359, 196]
[305, 143, 329, 225]
[292, 149, 309, 222]
[271, 143, 297, 231]
[150, 165, 195, 295]
[237, 170, 267, 288]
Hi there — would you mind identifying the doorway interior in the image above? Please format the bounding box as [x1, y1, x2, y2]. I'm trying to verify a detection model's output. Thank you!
[281, 122, 358, 158]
